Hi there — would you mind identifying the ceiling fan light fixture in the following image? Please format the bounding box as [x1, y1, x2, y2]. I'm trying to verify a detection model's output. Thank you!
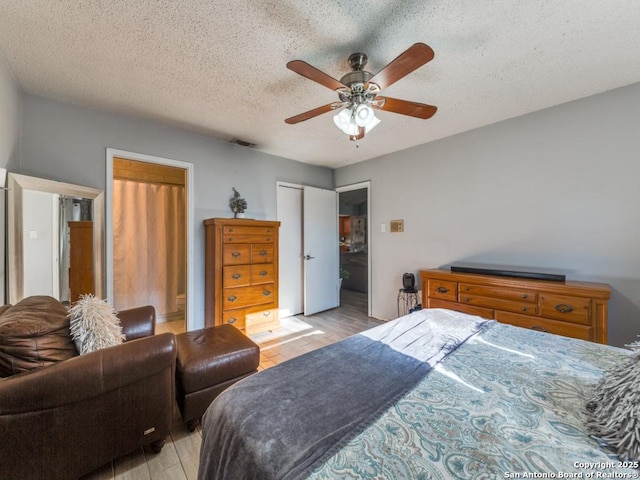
[333, 107, 353, 134]
[354, 104, 374, 127]
[334, 104, 379, 137]
[366, 113, 381, 132]
[343, 121, 360, 137]
[333, 106, 356, 135]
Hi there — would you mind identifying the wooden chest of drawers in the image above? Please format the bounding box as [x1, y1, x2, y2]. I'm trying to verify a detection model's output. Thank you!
[420, 269, 611, 343]
[205, 218, 280, 335]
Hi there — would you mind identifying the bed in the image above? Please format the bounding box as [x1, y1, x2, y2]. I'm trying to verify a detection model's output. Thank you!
[198, 308, 637, 479]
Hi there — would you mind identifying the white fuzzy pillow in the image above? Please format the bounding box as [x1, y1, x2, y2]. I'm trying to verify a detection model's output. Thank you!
[586, 351, 640, 461]
[68, 295, 125, 354]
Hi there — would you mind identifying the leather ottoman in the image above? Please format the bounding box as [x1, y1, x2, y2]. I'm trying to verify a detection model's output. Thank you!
[175, 324, 260, 430]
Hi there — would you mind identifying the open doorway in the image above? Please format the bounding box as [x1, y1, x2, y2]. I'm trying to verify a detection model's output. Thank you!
[106, 149, 195, 333]
[112, 158, 186, 333]
[337, 182, 371, 317]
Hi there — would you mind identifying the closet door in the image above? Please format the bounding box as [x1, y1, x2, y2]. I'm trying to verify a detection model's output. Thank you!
[303, 186, 339, 315]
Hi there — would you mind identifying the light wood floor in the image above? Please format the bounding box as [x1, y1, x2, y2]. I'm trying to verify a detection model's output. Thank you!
[81, 289, 380, 480]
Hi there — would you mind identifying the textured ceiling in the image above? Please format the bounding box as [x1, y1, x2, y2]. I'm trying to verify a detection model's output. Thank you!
[1, 1, 639, 168]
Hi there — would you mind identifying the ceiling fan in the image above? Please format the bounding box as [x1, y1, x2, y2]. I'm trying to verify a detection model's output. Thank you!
[285, 43, 437, 142]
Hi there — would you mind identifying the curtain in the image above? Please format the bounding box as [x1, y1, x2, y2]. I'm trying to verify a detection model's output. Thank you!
[113, 179, 186, 319]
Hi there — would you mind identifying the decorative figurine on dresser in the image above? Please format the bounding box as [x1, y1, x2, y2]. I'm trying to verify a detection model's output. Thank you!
[204, 218, 281, 335]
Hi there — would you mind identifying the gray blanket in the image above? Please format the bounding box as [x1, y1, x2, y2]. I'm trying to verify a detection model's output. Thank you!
[198, 310, 489, 480]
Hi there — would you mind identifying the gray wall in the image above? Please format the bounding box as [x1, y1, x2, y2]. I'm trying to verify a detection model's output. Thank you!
[0, 55, 20, 171]
[10, 70, 640, 345]
[336, 82, 640, 347]
[0, 55, 21, 304]
[19, 94, 333, 328]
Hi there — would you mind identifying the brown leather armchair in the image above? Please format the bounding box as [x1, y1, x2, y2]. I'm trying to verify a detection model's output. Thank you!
[0, 300, 177, 480]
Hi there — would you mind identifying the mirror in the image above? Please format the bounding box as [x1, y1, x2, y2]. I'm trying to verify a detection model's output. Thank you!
[7, 173, 104, 304]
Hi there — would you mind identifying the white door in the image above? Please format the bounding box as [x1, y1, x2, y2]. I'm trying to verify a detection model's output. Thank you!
[303, 186, 339, 315]
[277, 184, 303, 317]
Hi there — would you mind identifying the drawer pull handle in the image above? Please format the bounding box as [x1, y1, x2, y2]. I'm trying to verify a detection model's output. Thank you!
[266, 237, 272, 241]
[229, 237, 234, 241]
[263, 311, 271, 317]
[531, 325, 548, 333]
[232, 251, 241, 258]
[554, 303, 573, 313]
[521, 307, 528, 312]
[228, 295, 237, 302]
[464, 297, 471, 302]
[259, 270, 268, 276]
[522, 294, 528, 299]
[465, 286, 471, 291]
[259, 250, 268, 256]
[436, 286, 449, 294]
[232, 273, 242, 279]
[263, 290, 271, 297]
[227, 317, 237, 324]
[229, 228, 234, 232]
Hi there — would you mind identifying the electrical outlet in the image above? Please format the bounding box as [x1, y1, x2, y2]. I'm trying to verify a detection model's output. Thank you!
[390, 220, 404, 233]
[380, 223, 386, 233]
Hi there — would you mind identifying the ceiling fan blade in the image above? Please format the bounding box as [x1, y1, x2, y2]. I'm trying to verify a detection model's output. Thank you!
[368, 43, 434, 90]
[374, 97, 437, 120]
[287, 60, 346, 91]
[285, 103, 339, 124]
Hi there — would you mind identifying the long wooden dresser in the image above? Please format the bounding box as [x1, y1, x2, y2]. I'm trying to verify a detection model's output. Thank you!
[204, 218, 280, 335]
[420, 269, 611, 343]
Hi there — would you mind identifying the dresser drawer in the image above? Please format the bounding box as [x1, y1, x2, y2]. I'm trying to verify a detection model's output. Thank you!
[245, 304, 279, 335]
[496, 311, 592, 341]
[222, 308, 247, 330]
[222, 303, 279, 333]
[427, 280, 457, 301]
[540, 294, 590, 325]
[459, 283, 537, 303]
[251, 244, 274, 263]
[428, 298, 494, 320]
[223, 283, 275, 309]
[222, 244, 251, 265]
[251, 264, 274, 284]
[224, 233, 275, 243]
[223, 265, 251, 287]
[224, 225, 277, 236]
[459, 294, 537, 316]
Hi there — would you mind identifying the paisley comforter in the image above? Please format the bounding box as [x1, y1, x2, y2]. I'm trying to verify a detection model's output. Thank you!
[199, 309, 635, 479]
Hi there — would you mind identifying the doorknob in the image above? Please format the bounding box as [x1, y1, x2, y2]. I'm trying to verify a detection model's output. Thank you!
[305, 255, 315, 260]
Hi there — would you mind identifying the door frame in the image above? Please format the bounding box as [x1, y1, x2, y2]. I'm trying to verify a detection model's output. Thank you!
[105, 148, 196, 331]
[336, 181, 372, 317]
